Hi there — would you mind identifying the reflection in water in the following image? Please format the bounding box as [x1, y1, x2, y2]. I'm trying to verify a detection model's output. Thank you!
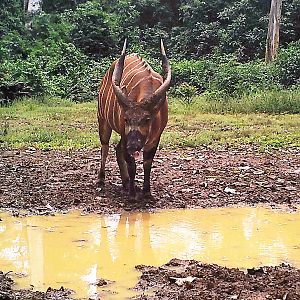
[0, 206, 300, 299]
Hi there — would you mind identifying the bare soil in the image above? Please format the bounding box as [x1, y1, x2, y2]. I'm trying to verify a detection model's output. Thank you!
[0, 147, 300, 299]
[0, 271, 74, 300]
[133, 259, 300, 300]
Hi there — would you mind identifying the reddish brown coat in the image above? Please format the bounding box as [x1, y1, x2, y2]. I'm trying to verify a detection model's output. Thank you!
[98, 54, 168, 151]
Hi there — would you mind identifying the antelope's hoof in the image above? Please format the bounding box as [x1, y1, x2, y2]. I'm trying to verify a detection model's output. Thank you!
[142, 189, 151, 197]
[129, 190, 136, 199]
[95, 179, 105, 188]
[122, 180, 130, 191]
[128, 186, 138, 200]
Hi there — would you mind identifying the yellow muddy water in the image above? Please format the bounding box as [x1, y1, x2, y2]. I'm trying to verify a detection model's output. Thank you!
[0, 206, 300, 299]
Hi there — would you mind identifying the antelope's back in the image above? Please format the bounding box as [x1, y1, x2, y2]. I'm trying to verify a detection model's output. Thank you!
[98, 54, 168, 147]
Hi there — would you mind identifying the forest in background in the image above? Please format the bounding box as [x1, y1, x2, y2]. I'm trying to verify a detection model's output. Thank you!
[0, 0, 300, 104]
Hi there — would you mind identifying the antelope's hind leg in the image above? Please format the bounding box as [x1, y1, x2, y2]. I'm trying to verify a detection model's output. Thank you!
[97, 118, 112, 187]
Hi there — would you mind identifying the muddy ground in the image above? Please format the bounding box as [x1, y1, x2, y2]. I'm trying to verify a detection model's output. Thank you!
[0, 147, 300, 299]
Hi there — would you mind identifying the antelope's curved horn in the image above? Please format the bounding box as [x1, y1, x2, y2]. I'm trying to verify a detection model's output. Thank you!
[142, 39, 171, 111]
[112, 39, 130, 109]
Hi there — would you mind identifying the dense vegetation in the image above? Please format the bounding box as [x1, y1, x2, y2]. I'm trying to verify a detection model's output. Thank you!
[0, 0, 300, 108]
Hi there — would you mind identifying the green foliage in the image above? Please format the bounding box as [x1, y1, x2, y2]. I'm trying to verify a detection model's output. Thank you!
[66, 1, 116, 59]
[0, 0, 25, 37]
[0, 42, 111, 104]
[171, 55, 280, 98]
[271, 41, 300, 87]
[171, 58, 216, 92]
[0, 0, 28, 62]
[0, 2, 114, 103]
[280, 0, 300, 45]
[168, 0, 270, 60]
[0, 59, 33, 104]
[208, 59, 276, 96]
[0, 0, 299, 103]
[172, 83, 198, 104]
[217, 0, 269, 60]
[42, 0, 88, 13]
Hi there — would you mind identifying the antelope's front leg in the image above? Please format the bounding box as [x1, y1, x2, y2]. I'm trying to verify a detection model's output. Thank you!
[124, 151, 137, 197]
[97, 120, 112, 187]
[97, 144, 109, 187]
[116, 140, 130, 190]
[142, 144, 159, 196]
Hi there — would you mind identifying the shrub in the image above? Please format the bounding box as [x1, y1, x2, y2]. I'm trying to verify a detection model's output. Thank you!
[66, 1, 116, 59]
[171, 58, 217, 92]
[0, 59, 34, 105]
[0, 42, 111, 104]
[271, 41, 300, 87]
[171, 55, 279, 98]
[172, 82, 197, 104]
[208, 59, 277, 97]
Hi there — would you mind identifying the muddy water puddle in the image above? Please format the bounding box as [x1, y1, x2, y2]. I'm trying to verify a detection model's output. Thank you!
[0, 206, 300, 299]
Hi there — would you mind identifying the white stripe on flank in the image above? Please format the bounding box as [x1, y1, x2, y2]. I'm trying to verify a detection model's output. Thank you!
[123, 57, 141, 74]
[124, 67, 148, 90]
[99, 72, 108, 94]
[112, 93, 117, 130]
[121, 60, 144, 85]
[103, 85, 111, 119]
[118, 104, 122, 130]
[128, 76, 150, 96]
[99, 73, 110, 119]
[152, 76, 163, 84]
[106, 84, 114, 128]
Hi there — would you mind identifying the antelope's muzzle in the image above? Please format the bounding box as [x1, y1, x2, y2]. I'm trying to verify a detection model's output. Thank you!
[126, 130, 144, 158]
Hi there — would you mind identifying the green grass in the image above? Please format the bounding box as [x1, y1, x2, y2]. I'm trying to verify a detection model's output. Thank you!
[170, 89, 300, 114]
[0, 97, 104, 149]
[0, 94, 300, 150]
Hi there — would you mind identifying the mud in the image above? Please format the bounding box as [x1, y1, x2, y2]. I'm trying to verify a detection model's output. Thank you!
[133, 259, 300, 300]
[0, 147, 300, 299]
[0, 147, 299, 215]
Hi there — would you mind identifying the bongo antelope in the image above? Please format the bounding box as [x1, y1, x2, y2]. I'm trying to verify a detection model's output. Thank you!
[97, 40, 171, 197]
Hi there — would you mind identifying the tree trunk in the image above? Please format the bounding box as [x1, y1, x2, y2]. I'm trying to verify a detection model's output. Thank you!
[24, 0, 29, 11]
[25, 0, 43, 29]
[265, 0, 283, 64]
[27, 0, 43, 13]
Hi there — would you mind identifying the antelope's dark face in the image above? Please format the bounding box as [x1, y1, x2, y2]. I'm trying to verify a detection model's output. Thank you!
[124, 105, 152, 158]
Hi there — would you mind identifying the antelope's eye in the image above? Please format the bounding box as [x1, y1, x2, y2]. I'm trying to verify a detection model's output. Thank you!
[144, 116, 151, 122]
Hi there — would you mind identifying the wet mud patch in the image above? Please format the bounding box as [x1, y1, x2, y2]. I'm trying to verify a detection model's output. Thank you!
[0, 147, 300, 299]
[134, 259, 300, 300]
[0, 147, 299, 215]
